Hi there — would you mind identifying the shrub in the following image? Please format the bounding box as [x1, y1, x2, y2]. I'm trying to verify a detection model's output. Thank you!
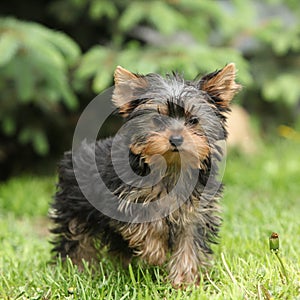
[0, 17, 81, 178]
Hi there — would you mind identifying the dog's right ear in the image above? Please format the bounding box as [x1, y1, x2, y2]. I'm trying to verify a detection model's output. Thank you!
[112, 66, 147, 117]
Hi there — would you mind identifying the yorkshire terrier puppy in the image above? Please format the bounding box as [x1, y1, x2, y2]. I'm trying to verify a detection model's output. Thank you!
[50, 63, 241, 286]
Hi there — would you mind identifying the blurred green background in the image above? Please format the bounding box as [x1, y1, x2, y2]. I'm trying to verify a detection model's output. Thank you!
[0, 0, 300, 180]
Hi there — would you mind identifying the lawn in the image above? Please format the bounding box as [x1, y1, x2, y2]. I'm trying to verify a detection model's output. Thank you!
[0, 138, 299, 299]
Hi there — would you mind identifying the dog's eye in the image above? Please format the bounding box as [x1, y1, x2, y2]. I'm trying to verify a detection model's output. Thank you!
[152, 116, 165, 130]
[187, 116, 199, 126]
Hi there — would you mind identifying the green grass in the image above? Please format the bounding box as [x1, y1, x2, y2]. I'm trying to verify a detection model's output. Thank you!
[1, 139, 300, 299]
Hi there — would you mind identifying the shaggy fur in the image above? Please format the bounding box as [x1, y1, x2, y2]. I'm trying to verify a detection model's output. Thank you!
[50, 64, 241, 286]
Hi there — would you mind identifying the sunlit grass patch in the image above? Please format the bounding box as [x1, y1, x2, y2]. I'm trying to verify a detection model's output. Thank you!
[0, 139, 299, 299]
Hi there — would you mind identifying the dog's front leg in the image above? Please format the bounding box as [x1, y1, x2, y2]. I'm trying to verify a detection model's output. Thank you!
[119, 220, 169, 266]
[168, 224, 209, 287]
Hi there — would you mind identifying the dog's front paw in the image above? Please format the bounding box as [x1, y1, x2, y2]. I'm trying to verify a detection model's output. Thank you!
[168, 269, 200, 288]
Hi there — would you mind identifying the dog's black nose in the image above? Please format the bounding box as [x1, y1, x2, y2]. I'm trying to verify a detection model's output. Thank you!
[169, 135, 183, 147]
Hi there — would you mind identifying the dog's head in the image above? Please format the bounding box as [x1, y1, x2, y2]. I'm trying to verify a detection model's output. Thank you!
[112, 65, 241, 169]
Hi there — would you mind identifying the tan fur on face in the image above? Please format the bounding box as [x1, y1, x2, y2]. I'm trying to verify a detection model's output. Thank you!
[130, 128, 210, 169]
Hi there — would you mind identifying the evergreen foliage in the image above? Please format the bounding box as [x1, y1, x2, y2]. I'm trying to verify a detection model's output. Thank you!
[0, 0, 300, 178]
[0, 17, 80, 160]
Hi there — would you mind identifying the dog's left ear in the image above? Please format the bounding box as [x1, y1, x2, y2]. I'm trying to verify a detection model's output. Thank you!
[199, 63, 242, 108]
[112, 66, 147, 116]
